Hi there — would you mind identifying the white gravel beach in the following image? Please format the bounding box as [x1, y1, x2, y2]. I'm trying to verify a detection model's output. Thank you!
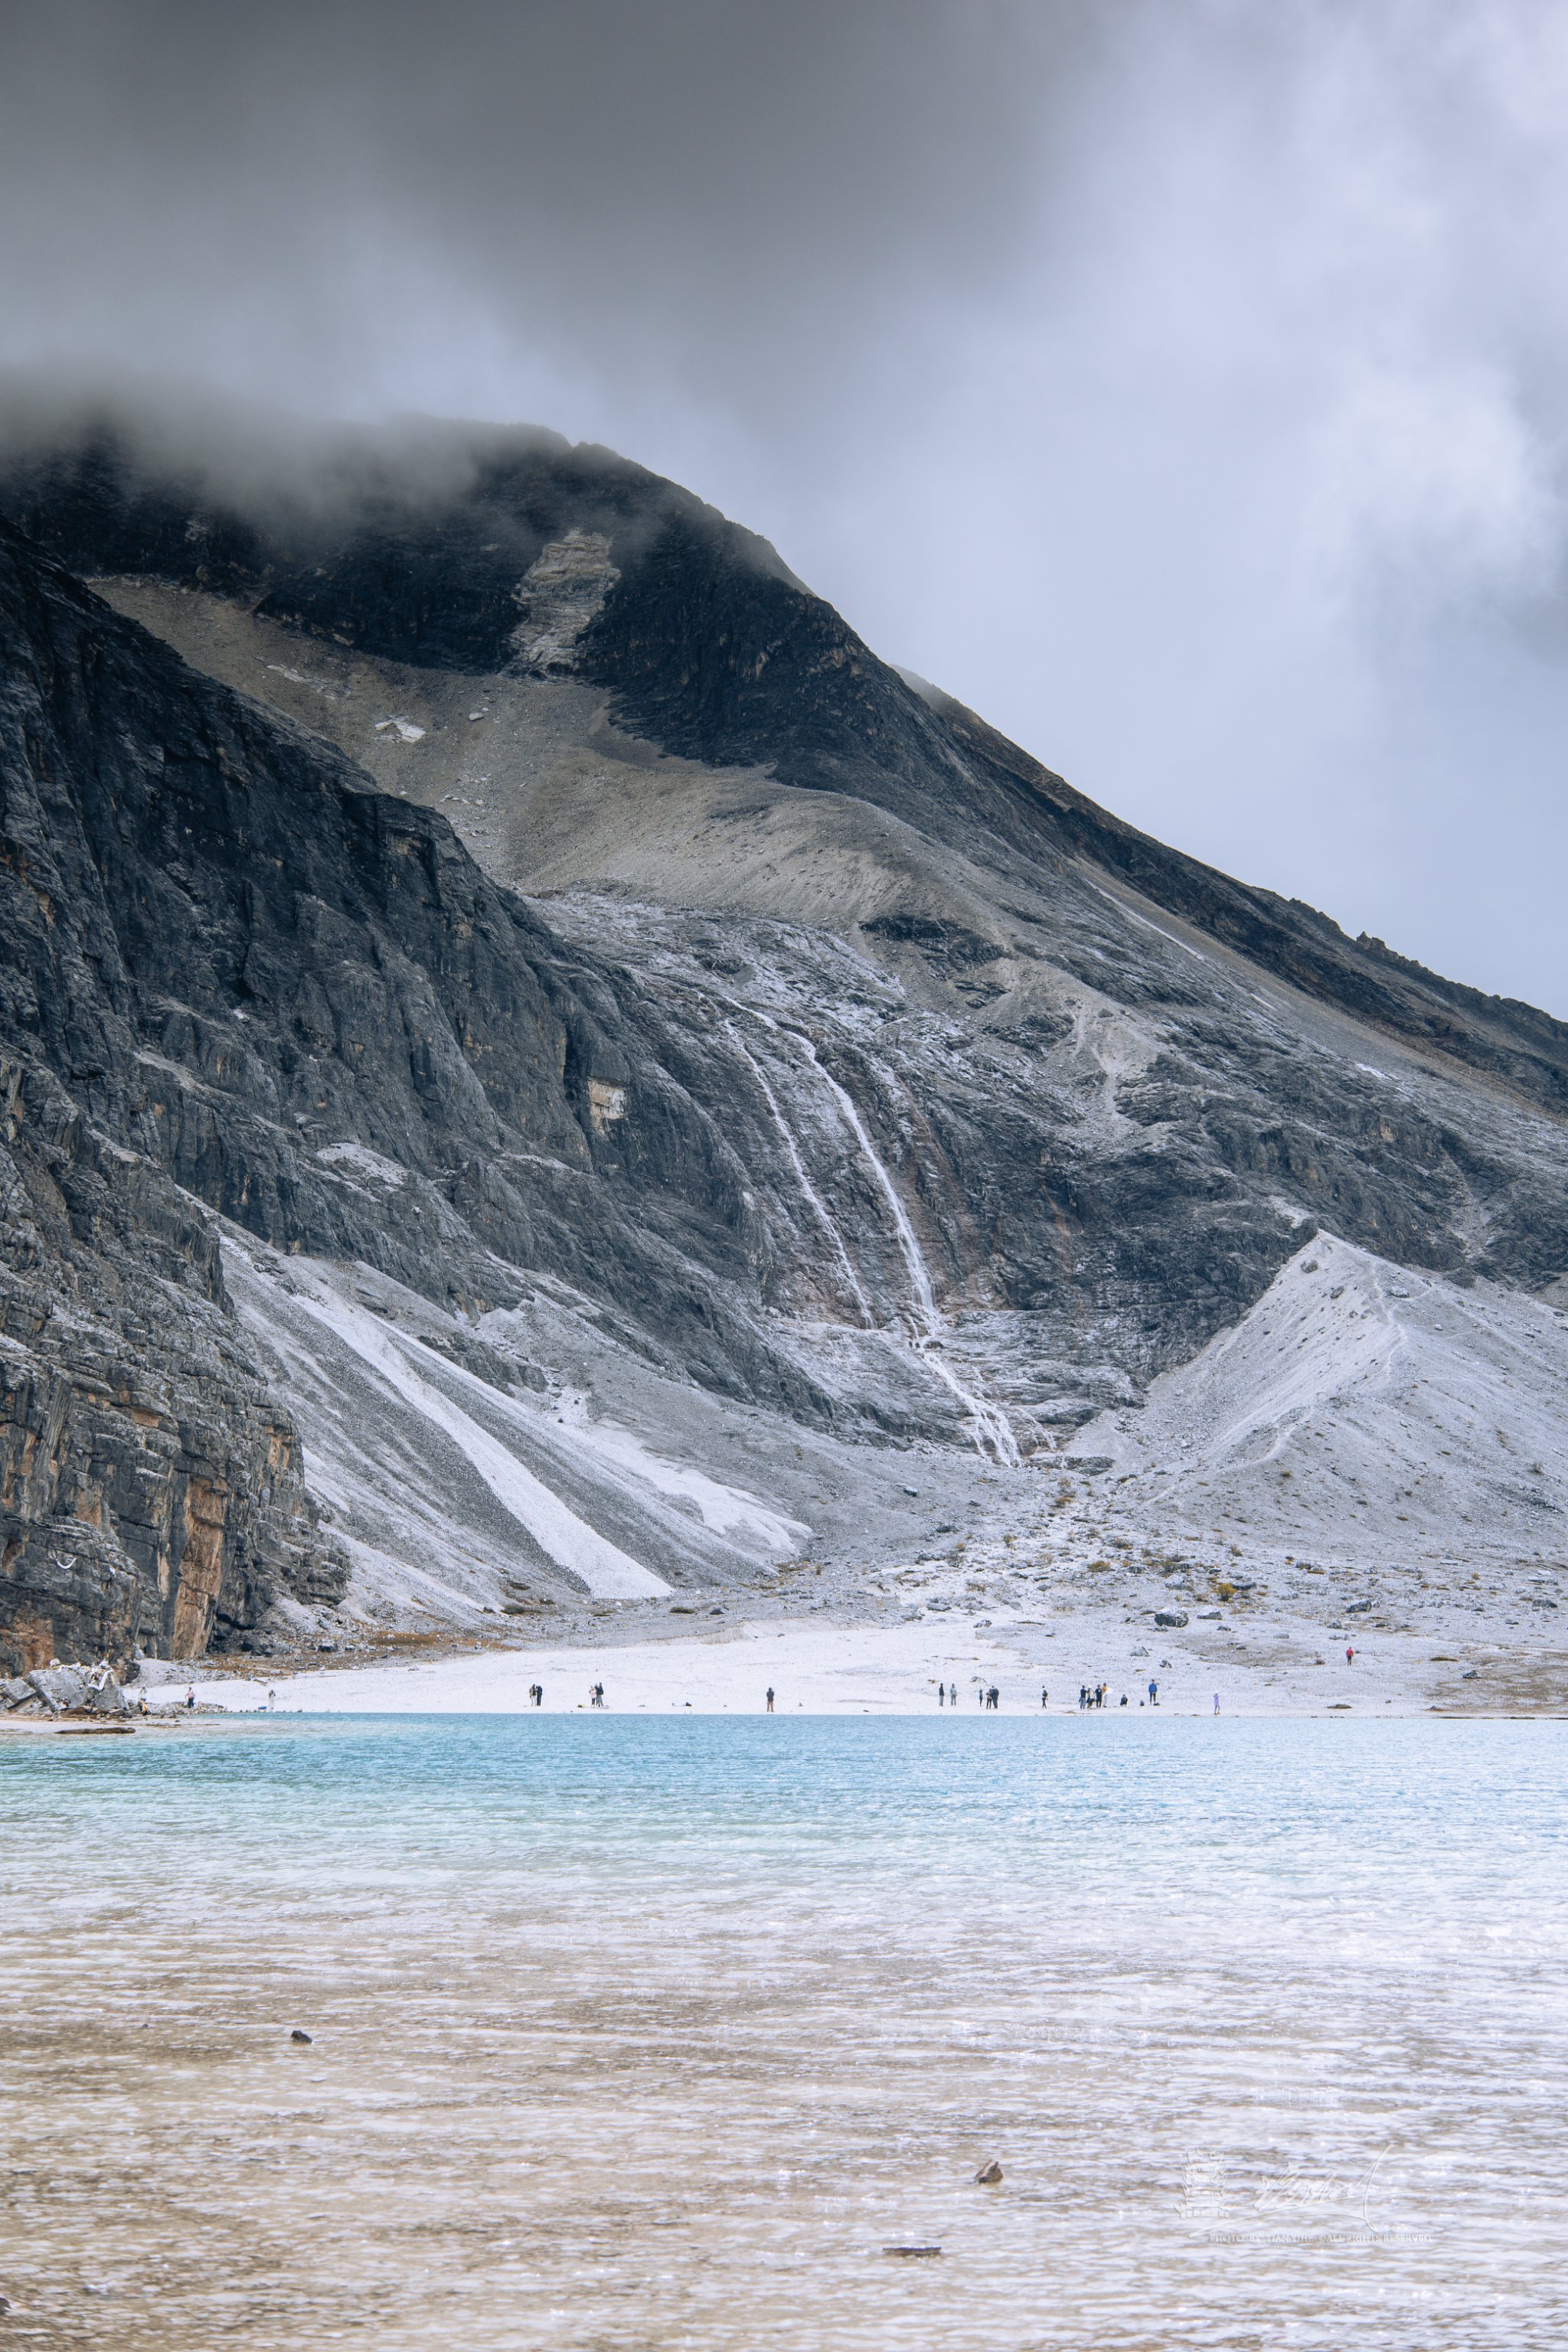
[144, 1589, 1561, 1720]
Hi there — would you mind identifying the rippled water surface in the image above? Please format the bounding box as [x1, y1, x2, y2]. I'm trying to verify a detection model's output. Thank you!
[3, 1717, 1566, 2349]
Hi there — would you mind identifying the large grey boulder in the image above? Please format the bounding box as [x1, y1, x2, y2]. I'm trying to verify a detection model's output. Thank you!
[22, 1662, 129, 1713]
[26, 1666, 87, 1711]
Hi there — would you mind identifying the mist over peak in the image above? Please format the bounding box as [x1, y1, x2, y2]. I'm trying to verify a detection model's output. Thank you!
[3, 2, 1568, 1011]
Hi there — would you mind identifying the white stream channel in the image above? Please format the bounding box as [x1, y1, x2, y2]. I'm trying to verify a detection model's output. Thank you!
[731, 1008, 1019, 1466]
[724, 1023, 872, 1324]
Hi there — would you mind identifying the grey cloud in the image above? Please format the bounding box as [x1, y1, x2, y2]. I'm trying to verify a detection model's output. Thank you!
[3, 0, 1567, 1010]
[0, 0, 1072, 413]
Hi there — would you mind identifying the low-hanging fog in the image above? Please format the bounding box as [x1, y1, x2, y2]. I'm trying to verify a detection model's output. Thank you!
[4, 0, 1566, 1010]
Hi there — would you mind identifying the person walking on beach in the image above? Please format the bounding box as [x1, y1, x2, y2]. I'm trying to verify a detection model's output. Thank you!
[766, 1687, 775, 1713]
[1148, 1677, 1158, 1707]
[185, 1684, 195, 1710]
[1213, 1691, 1221, 1713]
[1346, 1644, 1355, 1665]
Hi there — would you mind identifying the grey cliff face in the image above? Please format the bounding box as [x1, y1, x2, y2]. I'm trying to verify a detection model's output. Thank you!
[2, 412, 1566, 1664]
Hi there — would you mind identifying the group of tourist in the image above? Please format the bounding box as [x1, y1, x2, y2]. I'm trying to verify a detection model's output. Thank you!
[929, 1677, 1168, 1711]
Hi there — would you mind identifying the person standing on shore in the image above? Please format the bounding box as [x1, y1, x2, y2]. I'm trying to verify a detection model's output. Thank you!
[1213, 1691, 1221, 1713]
[766, 1687, 775, 1713]
[1040, 1687, 1048, 1710]
[1346, 1645, 1355, 1665]
[1148, 1677, 1158, 1707]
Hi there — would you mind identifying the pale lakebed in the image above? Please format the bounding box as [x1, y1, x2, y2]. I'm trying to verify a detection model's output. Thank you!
[2, 1719, 1565, 2350]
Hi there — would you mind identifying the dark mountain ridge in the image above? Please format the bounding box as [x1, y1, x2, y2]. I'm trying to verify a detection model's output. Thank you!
[8, 414, 1566, 1114]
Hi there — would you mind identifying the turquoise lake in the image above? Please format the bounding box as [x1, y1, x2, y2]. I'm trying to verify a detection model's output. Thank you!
[3, 1717, 1566, 2349]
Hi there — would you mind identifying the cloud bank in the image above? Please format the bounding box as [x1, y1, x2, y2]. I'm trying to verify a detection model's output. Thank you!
[4, 0, 1566, 1008]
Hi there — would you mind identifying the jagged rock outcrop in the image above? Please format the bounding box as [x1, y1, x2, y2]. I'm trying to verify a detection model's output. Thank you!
[0, 1044, 338, 1671]
[0, 517, 959, 1659]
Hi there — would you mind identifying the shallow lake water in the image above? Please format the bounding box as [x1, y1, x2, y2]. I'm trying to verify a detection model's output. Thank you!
[2, 1717, 1566, 2349]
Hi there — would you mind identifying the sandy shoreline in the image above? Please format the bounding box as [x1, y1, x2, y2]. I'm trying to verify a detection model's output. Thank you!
[122, 1597, 1567, 1719]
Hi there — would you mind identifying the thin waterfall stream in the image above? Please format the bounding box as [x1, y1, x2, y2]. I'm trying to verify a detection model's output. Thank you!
[724, 1021, 872, 1325]
[707, 988, 1018, 1465]
[796, 1039, 1020, 1466]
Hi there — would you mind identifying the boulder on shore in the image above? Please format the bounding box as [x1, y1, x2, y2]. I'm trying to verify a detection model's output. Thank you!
[24, 1664, 130, 1715]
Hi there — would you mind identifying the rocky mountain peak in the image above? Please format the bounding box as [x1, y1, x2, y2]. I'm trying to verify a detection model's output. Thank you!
[2, 405, 1566, 1674]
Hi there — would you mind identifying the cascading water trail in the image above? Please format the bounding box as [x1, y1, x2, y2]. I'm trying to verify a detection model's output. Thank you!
[724, 1022, 871, 1325]
[789, 1035, 1020, 1468]
[710, 987, 1018, 1466]
[794, 1039, 938, 1336]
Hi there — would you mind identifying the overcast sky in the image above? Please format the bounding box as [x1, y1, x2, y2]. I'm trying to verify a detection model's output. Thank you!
[5, 0, 1567, 1011]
